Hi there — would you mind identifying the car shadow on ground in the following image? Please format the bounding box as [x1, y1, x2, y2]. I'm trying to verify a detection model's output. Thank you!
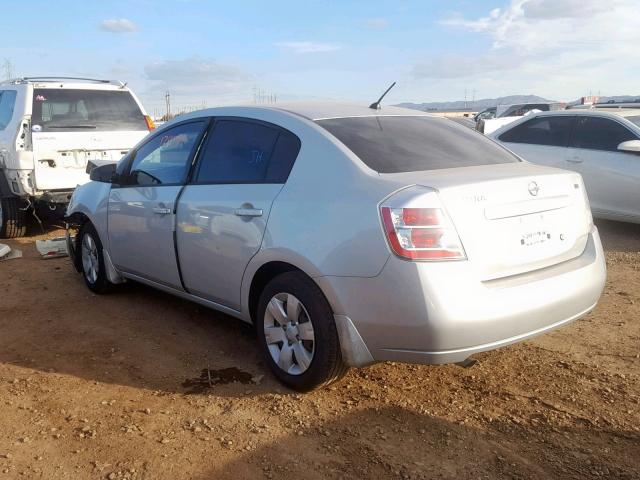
[595, 219, 640, 253]
[0, 239, 283, 396]
[196, 405, 640, 480]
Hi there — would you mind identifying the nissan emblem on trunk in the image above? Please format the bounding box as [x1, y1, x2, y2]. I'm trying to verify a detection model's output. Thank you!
[528, 181, 540, 196]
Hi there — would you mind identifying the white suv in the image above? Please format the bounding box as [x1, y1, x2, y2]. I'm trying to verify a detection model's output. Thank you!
[0, 77, 153, 237]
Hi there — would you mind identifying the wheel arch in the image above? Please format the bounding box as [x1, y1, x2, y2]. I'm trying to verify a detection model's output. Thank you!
[242, 249, 344, 326]
[65, 211, 91, 272]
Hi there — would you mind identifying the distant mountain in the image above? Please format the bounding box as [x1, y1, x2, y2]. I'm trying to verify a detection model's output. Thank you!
[397, 95, 554, 112]
[398, 94, 640, 111]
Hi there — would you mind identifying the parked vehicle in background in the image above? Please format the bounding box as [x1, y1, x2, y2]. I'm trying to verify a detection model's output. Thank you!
[0, 77, 153, 238]
[477, 102, 564, 134]
[65, 103, 606, 391]
[473, 107, 496, 123]
[491, 109, 640, 223]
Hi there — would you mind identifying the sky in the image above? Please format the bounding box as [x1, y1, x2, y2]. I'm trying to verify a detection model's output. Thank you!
[1, 0, 639, 113]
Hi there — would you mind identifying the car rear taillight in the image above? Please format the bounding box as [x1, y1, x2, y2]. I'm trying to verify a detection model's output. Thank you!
[144, 115, 156, 131]
[380, 199, 466, 261]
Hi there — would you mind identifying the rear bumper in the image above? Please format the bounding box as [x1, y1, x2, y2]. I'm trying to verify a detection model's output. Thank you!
[317, 226, 606, 366]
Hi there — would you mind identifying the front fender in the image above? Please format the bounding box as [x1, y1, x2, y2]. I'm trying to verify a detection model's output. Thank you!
[65, 181, 112, 251]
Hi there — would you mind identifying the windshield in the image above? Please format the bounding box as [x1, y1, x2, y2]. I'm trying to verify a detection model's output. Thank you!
[316, 116, 518, 173]
[31, 88, 147, 132]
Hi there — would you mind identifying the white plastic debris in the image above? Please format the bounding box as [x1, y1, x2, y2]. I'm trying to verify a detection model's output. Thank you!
[0, 243, 22, 261]
[35, 236, 68, 259]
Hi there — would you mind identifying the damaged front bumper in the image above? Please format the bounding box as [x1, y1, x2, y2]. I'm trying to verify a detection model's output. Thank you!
[65, 223, 82, 272]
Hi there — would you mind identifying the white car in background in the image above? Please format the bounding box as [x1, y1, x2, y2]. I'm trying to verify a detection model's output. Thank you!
[477, 103, 564, 135]
[490, 109, 640, 223]
[0, 77, 154, 237]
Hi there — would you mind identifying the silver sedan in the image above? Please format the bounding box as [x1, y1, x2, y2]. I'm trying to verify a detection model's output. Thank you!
[66, 103, 606, 391]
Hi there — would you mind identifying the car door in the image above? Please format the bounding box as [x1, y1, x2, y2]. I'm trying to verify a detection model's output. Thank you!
[496, 115, 574, 167]
[567, 115, 640, 218]
[108, 120, 207, 288]
[176, 118, 300, 310]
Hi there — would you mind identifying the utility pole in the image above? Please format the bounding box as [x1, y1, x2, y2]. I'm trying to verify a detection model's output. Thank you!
[165, 91, 171, 120]
[464, 88, 468, 109]
[1, 59, 14, 81]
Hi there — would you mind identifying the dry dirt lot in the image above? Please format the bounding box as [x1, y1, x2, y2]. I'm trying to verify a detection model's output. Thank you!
[0, 220, 639, 480]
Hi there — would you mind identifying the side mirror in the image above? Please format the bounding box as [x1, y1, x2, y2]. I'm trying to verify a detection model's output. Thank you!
[617, 139, 640, 154]
[89, 163, 117, 183]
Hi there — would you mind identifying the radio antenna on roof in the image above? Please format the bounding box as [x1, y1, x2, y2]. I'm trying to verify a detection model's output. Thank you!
[369, 82, 397, 110]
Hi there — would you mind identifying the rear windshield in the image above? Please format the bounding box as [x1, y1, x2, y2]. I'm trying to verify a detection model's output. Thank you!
[31, 88, 146, 132]
[316, 116, 518, 173]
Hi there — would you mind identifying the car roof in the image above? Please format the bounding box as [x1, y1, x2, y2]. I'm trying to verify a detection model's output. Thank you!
[179, 102, 434, 122]
[272, 102, 434, 120]
[0, 77, 130, 91]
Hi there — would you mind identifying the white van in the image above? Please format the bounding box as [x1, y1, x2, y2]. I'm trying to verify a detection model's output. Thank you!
[0, 77, 154, 237]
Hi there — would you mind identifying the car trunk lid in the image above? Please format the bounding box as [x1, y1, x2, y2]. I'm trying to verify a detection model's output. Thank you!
[383, 163, 591, 280]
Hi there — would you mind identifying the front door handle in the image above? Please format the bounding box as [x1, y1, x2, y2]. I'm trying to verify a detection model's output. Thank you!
[235, 207, 263, 217]
[153, 207, 172, 215]
[566, 157, 583, 163]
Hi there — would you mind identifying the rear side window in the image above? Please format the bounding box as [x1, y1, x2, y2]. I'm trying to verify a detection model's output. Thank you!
[31, 88, 146, 132]
[195, 119, 300, 184]
[316, 116, 517, 173]
[127, 121, 205, 186]
[498, 116, 574, 147]
[0, 90, 17, 131]
[571, 116, 637, 152]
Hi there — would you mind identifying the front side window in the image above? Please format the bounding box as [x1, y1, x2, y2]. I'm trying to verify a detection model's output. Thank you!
[316, 116, 518, 174]
[195, 119, 300, 184]
[31, 88, 147, 132]
[571, 116, 637, 152]
[498, 116, 574, 147]
[127, 121, 205, 186]
[0, 90, 17, 131]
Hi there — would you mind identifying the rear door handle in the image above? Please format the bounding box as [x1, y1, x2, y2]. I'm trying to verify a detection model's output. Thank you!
[235, 208, 263, 217]
[153, 207, 172, 215]
[566, 157, 583, 163]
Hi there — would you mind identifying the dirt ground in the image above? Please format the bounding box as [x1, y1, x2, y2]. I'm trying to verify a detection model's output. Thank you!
[0, 220, 638, 480]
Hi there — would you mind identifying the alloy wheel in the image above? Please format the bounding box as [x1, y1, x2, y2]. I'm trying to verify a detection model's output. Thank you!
[81, 233, 99, 284]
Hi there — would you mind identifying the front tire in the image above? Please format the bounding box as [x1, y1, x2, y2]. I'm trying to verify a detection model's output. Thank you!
[78, 222, 112, 294]
[0, 197, 28, 239]
[257, 272, 348, 391]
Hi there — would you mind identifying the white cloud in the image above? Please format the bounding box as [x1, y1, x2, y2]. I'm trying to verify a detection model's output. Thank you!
[100, 18, 137, 33]
[414, 0, 640, 99]
[276, 41, 341, 54]
[143, 57, 253, 100]
[363, 17, 389, 29]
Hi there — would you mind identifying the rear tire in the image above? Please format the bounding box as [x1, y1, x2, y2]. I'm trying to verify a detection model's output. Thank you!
[78, 222, 112, 294]
[0, 197, 28, 239]
[257, 272, 348, 391]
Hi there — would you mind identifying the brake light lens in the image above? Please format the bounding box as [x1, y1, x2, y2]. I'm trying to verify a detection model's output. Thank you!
[144, 115, 156, 131]
[380, 205, 466, 261]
